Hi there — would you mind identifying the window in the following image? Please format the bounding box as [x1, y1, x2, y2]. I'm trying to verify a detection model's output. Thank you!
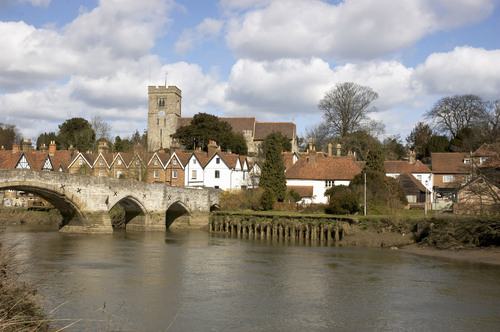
[116, 170, 122, 178]
[154, 159, 158, 165]
[158, 98, 165, 107]
[157, 119, 159, 125]
[407, 195, 417, 203]
[117, 160, 122, 165]
[465, 174, 471, 183]
[173, 170, 178, 179]
[325, 180, 333, 188]
[99, 170, 104, 177]
[154, 170, 159, 178]
[173, 159, 177, 165]
[164, 119, 166, 126]
[193, 159, 197, 164]
[443, 175, 455, 183]
[99, 159, 104, 166]
[216, 157, 220, 164]
[136, 160, 140, 165]
[464, 158, 471, 164]
[215, 170, 220, 178]
[192, 170, 197, 179]
[417, 175, 422, 181]
[79, 159, 83, 165]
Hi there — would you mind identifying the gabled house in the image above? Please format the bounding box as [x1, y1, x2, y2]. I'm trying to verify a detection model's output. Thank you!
[285, 153, 362, 204]
[431, 152, 473, 202]
[165, 150, 191, 186]
[68, 153, 96, 175]
[203, 152, 250, 190]
[147, 151, 170, 183]
[184, 150, 208, 187]
[384, 153, 433, 204]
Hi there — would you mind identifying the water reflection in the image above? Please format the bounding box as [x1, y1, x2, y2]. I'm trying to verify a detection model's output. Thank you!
[2, 226, 500, 331]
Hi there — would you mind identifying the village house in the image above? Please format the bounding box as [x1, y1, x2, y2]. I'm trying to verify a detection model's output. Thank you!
[431, 152, 473, 203]
[454, 175, 500, 214]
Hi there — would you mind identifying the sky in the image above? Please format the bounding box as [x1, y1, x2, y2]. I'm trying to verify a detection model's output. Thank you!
[1, 0, 499, 146]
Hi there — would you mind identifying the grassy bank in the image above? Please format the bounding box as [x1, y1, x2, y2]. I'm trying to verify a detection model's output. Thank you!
[0, 208, 62, 227]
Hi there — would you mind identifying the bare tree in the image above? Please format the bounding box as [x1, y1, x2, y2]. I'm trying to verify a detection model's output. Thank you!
[91, 115, 112, 141]
[319, 82, 379, 138]
[425, 94, 488, 139]
[301, 122, 331, 152]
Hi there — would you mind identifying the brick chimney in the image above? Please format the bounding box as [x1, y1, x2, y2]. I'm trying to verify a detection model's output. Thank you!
[40, 143, 48, 153]
[208, 140, 219, 157]
[12, 143, 20, 152]
[409, 150, 416, 164]
[49, 141, 57, 155]
[22, 139, 32, 153]
[98, 141, 109, 154]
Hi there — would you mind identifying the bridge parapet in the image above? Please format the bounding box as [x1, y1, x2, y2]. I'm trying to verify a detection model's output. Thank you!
[0, 169, 220, 233]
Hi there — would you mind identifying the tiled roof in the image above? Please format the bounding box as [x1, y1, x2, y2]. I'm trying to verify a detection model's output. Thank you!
[177, 117, 256, 135]
[474, 142, 500, 157]
[173, 151, 192, 167]
[0, 151, 22, 169]
[400, 172, 427, 192]
[286, 156, 361, 180]
[431, 153, 471, 174]
[385, 160, 431, 174]
[192, 151, 210, 167]
[219, 153, 240, 169]
[287, 185, 314, 198]
[254, 122, 296, 140]
[24, 152, 48, 170]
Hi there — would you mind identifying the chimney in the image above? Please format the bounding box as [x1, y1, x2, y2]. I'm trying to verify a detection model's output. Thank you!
[40, 143, 48, 153]
[13, 143, 20, 152]
[328, 142, 333, 157]
[0, 146, 4, 150]
[22, 139, 32, 153]
[336, 143, 341, 157]
[208, 140, 219, 157]
[49, 141, 57, 155]
[68, 144, 75, 156]
[98, 141, 109, 154]
[308, 137, 313, 152]
[409, 150, 416, 164]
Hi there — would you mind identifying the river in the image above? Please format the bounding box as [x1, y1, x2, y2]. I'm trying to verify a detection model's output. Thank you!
[2, 225, 500, 331]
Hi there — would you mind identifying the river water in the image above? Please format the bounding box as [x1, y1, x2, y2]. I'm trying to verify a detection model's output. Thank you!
[2, 225, 500, 332]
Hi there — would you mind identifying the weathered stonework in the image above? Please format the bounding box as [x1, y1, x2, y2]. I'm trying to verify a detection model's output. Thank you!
[0, 169, 220, 234]
[147, 85, 182, 152]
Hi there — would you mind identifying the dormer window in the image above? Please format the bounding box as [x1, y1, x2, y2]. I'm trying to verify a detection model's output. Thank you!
[464, 158, 471, 164]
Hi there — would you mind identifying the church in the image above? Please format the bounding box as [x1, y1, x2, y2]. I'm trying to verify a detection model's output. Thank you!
[147, 85, 298, 154]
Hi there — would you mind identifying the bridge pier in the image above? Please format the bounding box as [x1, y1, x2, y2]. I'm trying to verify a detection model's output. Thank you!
[59, 211, 113, 234]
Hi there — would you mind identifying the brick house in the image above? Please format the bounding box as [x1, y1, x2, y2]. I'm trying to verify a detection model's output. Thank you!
[431, 152, 473, 202]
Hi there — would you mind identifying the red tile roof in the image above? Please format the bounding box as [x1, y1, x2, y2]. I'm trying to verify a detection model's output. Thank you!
[474, 142, 500, 157]
[254, 122, 296, 140]
[177, 117, 256, 135]
[431, 153, 472, 174]
[286, 156, 361, 180]
[384, 160, 431, 174]
[287, 185, 314, 198]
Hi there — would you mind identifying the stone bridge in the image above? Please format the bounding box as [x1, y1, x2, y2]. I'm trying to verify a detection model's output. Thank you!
[0, 169, 220, 234]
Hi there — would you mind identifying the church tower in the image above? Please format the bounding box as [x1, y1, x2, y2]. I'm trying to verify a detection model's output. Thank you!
[147, 85, 182, 152]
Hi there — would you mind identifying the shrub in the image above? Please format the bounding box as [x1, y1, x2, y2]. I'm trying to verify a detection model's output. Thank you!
[326, 189, 360, 215]
[259, 187, 277, 211]
[284, 189, 301, 203]
[219, 188, 264, 211]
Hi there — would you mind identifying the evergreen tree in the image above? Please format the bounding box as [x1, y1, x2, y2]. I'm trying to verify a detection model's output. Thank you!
[364, 148, 385, 173]
[259, 134, 287, 202]
[57, 117, 95, 152]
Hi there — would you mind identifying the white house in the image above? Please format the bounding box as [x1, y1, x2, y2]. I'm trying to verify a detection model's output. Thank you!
[285, 154, 362, 204]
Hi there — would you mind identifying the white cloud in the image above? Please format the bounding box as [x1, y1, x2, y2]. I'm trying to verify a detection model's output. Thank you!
[174, 18, 224, 55]
[415, 46, 500, 99]
[19, 0, 51, 7]
[225, 0, 495, 61]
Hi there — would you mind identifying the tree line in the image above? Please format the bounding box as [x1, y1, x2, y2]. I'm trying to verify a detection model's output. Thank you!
[303, 82, 499, 161]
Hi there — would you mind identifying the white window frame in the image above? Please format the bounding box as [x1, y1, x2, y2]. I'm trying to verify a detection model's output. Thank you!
[172, 170, 178, 179]
[443, 175, 455, 183]
[154, 170, 159, 179]
[215, 170, 220, 178]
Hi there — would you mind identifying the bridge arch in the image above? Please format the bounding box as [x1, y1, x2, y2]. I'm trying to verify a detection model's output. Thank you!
[0, 182, 85, 228]
[109, 195, 148, 230]
[166, 200, 191, 229]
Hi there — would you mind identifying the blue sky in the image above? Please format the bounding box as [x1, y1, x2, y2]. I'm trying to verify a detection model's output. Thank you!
[1, 0, 499, 146]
